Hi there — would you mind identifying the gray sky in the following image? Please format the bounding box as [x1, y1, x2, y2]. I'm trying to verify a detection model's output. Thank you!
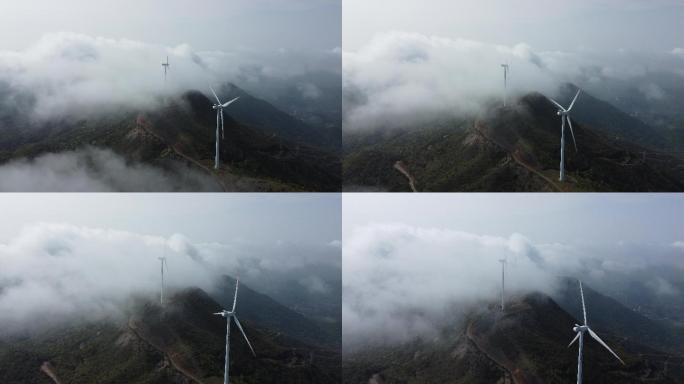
[0, 193, 341, 244]
[344, 193, 684, 246]
[0, 0, 340, 51]
[343, 0, 684, 52]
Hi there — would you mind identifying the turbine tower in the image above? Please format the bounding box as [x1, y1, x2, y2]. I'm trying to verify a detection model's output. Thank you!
[162, 56, 170, 83]
[214, 279, 256, 384]
[209, 86, 240, 169]
[568, 280, 625, 384]
[548, 89, 581, 182]
[158, 253, 168, 306]
[501, 64, 510, 107]
[498, 258, 507, 311]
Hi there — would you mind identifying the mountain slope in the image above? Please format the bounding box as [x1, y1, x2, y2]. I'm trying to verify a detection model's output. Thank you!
[343, 91, 684, 192]
[553, 277, 684, 354]
[215, 83, 340, 150]
[0, 88, 341, 191]
[0, 287, 341, 384]
[212, 276, 340, 349]
[343, 293, 682, 384]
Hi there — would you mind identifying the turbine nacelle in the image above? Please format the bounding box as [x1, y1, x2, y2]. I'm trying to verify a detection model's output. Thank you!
[573, 324, 588, 333]
[214, 310, 234, 318]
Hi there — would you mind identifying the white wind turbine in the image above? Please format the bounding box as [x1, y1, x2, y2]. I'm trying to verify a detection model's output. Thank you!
[209, 86, 240, 169]
[498, 258, 507, 311]
[548, 89, 581, 182]
[501, 64, 510, 107]
[214, 279, 256, 384]
[568, 280, 625, 384]
[162, 56, 170, 83]
[157, 250, 169, 306]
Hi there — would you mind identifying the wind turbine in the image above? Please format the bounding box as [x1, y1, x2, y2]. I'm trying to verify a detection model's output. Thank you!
[498, 258, 507, 311]
[162, 56, 170, 83]
[501, 64, 510, 107]
[214, 279, 256, 384]
[568, 280, 625, 384]
[548, 89, 581, 182]
[209, 86, 240, 169]
[157, 252, 168, 306]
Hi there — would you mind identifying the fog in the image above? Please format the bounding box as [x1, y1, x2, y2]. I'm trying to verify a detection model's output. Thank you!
[0, 194, 341, 335]
[343, 31, 684, 131]
[0, 32, 340, 120]
[342, 194, 684, 350]
[0, 147, 221, 192]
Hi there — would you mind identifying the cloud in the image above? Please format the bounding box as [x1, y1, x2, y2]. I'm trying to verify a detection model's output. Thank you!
[343, 31, 684, 131]
[671, 48, 684, 58]
[0, 32, 339, 121]
[342, 223, 684, 351]
[0, 222, 339, 333]
[342, 223, 554, 349]
[0, 147, 221, 192]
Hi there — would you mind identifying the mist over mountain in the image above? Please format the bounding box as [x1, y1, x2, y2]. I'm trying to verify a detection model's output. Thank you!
[0, 222, 341, 336]
[0, 32, 339, 122]
[344, 290, 682, 384]
[342, 223, 684, 351]
[344, 86, 684, 192]
[0, 283, 341, 383]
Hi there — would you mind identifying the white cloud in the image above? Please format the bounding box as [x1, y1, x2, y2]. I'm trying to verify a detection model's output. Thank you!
[0, 147, 220, 192]
[343, 223, 684, 350]
[343, 31, 684, 131]
[0, 32, 338, 120]
[0, 222, 338, 333]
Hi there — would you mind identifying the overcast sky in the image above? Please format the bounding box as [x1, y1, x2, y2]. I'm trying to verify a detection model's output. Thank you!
[0, 0, 340, 51]
[343, 0, 684, 52]
[0, 193, 341, 244]
[344, 193, 684, 246]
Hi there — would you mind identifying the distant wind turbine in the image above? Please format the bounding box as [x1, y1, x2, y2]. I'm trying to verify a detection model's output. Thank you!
[214, 279, 256, 384]
[548, 89, 581, 182]
[568, 280, 625, 384]
[498, 258, 507, 311]
[501, 64, 510, 107]
[162, 56, 170, 83]
[158, 252, 168, 306]
[209, 86, 240, 169]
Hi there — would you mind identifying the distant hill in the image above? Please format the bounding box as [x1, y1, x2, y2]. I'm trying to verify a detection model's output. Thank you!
[0, 286, 341, 383]
[0, 86, 341, 192]
[343, 291, 683, 384]
[215, 83, 340, 151]
[212, 276, 340, 349]
[343, 89, 684, 192]
[553, 277, 684, 354]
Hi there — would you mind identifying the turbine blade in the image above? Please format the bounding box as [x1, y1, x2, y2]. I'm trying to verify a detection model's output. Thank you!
[232, 279, 239, 312]
[210, 86, 222, 104]
[233, 316, 256, 357]
[568, 332, 581, 348]
[567, 116, 578, 152]
[579, 280, 587, 326]
[588, 328, 625, 365]
[221, 109, 225, 139]
[213, 312, 224, 315]
[548, 97, 566, 112]
[221, 97, 240, 108]
[568, 89, 581, 111]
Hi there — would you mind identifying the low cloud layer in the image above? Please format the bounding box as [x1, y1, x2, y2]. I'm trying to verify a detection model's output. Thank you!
[343, 31, 684, 131]
[0, 147, 221, 192]
[0, 32, 340, 120]
[0, 223, 340, 334]
[342, 223, 684, 350]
